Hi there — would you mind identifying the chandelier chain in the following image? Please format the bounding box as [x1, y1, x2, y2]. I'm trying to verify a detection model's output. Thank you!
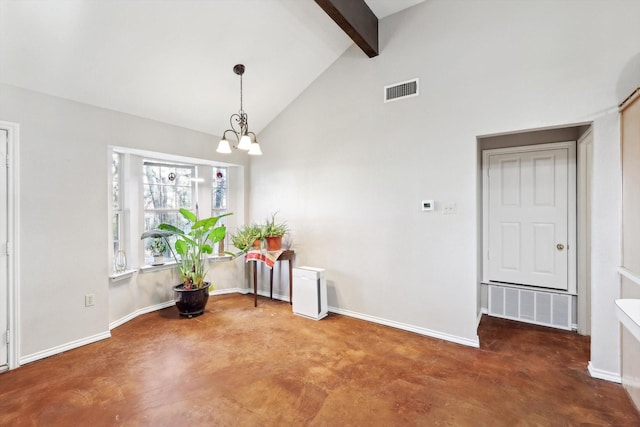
[239, 73, 244, 115]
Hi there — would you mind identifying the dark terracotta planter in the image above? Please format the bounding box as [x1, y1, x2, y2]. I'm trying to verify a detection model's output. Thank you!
[173, 283, 210, 317]
[265, 236, 282, 251]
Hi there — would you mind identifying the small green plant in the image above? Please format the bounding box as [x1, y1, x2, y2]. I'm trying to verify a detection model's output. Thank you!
[148, 237, 168, 255]
[231, 224, 262, 253]
[141, 208, 232, 289]
[262, 211, 288, 237]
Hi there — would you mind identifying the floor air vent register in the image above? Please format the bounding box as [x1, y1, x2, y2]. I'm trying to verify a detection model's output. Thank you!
[488, 284, 572, 330]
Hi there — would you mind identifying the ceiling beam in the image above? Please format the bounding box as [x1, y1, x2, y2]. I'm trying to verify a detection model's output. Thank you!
[314, 0, 379, 58]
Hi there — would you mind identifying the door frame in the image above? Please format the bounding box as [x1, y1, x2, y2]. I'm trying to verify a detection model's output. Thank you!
[577, 129, 592, 335]
[482, 141, 577, 294]
[0, 121, 20, 371]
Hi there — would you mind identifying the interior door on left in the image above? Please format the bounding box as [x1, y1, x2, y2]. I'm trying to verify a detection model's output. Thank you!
[0, 129, 8, 369]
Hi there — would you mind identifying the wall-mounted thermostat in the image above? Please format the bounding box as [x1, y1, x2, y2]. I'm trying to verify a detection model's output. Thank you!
[422, 200, 434, 211]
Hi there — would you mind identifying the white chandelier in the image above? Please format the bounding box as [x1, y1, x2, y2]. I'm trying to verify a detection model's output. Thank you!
[216, 64, 262, 156]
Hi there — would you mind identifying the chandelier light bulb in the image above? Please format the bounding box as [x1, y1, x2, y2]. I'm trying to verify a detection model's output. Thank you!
[216, 138, 232, 154]
[237, 134, 252, 150]
[248, 141, 262, 156]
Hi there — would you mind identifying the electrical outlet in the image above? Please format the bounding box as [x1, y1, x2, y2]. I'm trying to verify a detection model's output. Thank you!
[85, 294, 95, 307]
[442, 203, 457, 215]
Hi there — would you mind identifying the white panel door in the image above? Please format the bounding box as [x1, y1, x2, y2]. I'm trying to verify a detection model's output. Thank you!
[0, 130, 7, 368]
[488, 146, 569, 290]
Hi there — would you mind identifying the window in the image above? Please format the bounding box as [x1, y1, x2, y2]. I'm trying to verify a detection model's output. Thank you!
[142, 161, 195, 263]
[112, 152, 123, 271]
[212, 166, 228, 221]
[107, 148, 241, 272]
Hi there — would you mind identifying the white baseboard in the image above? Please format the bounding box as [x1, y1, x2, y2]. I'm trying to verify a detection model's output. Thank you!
[110, 300, 176, 330]
[247, 294, 479, 348]
[20, 290, 484, 368]
[328, 306, 480, 348]
[20, 330, 111, 365]
[228, 287, 290, 301]
[588, 361, 622, 383]
[255, 289, 290, 302]
[213, 287, 247, 296]
[238, 287, 290, 301]
[110, 287, 250, 330]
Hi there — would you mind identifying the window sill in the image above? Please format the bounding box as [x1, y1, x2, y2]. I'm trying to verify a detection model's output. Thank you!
[138, 255, 234, 274]
[619, 266, 640, 287]
[109, 269, 136, 282]
[208, 254, 234, 262]
[139, 262, 177, 273]
[616, 299, 640, 343]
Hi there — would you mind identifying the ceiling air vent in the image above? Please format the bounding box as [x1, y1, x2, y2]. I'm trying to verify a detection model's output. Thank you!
[384, 78, 419, 103]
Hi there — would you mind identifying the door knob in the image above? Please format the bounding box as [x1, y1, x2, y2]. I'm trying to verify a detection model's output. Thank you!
[556, 243, 565, 251]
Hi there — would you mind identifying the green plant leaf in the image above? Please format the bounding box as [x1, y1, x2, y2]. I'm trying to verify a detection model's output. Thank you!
[157, 223, 185, 235]
[210, 226, 226, 242]
[180, 208, 197, 223]
[175, 239, 188, 255]
[180, 235, 197, 247]
[140, 229, 174, 240]
[197, 213, 232, 229]
[194, 217, 214, 230]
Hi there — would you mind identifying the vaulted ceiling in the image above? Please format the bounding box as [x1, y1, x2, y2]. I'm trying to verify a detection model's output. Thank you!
[0, 0, 424, 136]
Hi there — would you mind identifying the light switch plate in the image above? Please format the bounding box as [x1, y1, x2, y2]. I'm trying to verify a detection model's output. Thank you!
[442, 203, 457, 214]
[422, 200, 434, 211]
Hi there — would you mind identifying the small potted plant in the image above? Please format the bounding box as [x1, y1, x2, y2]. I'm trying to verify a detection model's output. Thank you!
[141, 208, 232, 317]
[249, 224, 264, 250]
[262, 212, 289, 251]
[231, 225, 263, 253]
[149, 237, 168, 265]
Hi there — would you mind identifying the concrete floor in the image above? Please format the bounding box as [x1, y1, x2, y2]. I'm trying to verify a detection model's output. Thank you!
[1, 293, 638, 426]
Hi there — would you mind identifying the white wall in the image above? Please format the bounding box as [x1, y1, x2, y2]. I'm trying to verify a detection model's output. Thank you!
[251, 0, 640, 368]
[589, 112, 623, 379]
[0, 83, 249, 361]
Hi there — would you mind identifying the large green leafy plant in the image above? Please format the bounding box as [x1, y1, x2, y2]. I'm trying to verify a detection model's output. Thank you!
[141, 208, 232, 289]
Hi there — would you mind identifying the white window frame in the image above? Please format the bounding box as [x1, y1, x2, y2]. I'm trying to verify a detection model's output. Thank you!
[142, 160, 197, 265]
[108, 146, 244, 273]
[212, 166, 229, 217]
[110, 151, 128, 274]
[113, 153, 122, 247]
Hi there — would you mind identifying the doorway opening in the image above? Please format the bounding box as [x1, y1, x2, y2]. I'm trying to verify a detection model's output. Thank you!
[0, 121, 20, 371]
[477, 123, 592, 334]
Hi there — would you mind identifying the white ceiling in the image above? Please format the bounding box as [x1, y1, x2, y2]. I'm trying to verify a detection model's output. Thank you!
[365, 0, 424, 19]
[0, 0, 424, 136]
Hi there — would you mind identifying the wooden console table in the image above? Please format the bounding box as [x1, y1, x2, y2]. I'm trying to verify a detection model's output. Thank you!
[246, 249, 295, 307]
